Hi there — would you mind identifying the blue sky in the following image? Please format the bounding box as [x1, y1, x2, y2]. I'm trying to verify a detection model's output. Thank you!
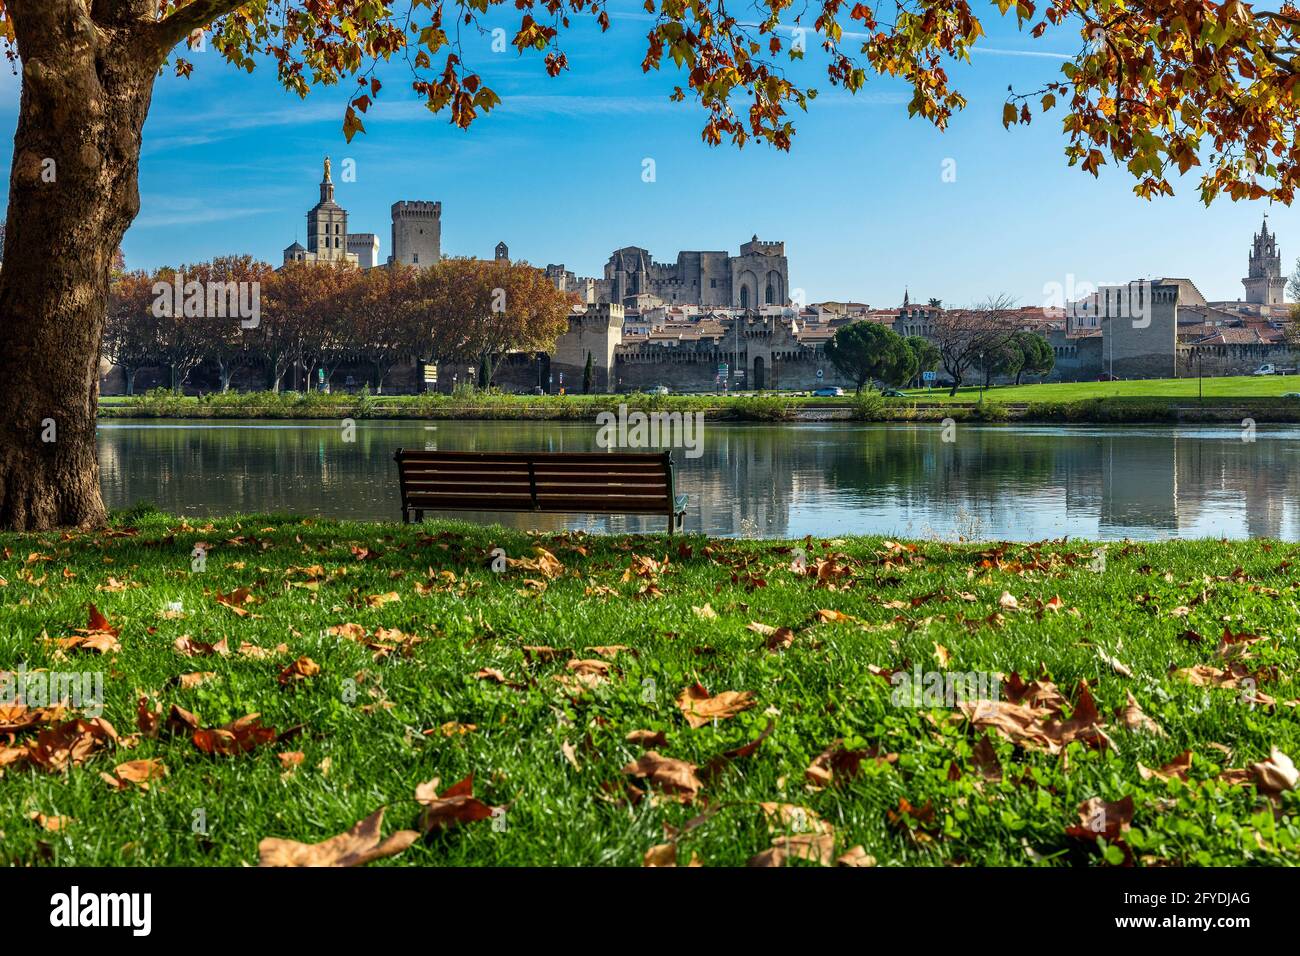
[0, 3, 1287, 307]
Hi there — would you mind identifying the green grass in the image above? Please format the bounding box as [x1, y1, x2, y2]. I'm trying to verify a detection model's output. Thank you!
[903, 375, 1300, 405]
[3, 515, 1299, 866]
[97, 388, 800, 421]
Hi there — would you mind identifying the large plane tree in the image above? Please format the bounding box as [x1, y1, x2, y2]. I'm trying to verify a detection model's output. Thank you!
[2, 0, 1300, 528]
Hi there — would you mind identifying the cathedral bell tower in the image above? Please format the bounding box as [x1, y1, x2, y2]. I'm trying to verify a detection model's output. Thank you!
[307, 156, 348, 263]
[1243, 215, 1285, 306]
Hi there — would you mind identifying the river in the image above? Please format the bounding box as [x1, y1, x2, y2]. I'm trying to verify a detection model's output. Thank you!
[96, 419, 1300, 540]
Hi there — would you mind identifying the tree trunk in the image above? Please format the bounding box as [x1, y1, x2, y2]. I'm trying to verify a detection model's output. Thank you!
[0, 8, 159, 529]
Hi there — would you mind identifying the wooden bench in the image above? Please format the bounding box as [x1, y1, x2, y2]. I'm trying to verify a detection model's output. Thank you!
[393, 449, 688, 533]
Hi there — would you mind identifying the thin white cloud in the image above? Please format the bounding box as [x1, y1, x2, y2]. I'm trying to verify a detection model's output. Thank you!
[973, 46, 1073, 61]
[134, 201, 276, 228]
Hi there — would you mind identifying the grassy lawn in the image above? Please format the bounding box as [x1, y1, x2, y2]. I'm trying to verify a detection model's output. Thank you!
[3, 514, 1299, 867]
[902, 375, 1300, 405]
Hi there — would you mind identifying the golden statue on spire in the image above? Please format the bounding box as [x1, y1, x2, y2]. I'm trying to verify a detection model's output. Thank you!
[324, 156, 331, 181]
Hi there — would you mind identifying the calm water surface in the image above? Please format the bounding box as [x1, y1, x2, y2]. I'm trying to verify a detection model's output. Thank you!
[96, 419, 1300, 540]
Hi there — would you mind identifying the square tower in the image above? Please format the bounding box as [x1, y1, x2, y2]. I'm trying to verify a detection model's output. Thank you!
[390, 201, 442, 268]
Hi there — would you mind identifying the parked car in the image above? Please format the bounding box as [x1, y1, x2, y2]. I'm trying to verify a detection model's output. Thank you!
[1097, 373, 1119, 382]
[1283, 393, 1300, 400]
[811, 386, 844, 397]
[642, 384, 670, 395]
[881, 388, 907, 398]
[1254, 364, 1277, 376]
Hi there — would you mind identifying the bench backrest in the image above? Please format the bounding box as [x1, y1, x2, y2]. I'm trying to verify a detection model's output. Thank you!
[394, 449, 677, 515]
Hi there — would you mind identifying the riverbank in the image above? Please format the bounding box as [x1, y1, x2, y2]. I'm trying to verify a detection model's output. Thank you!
[3, 513, 1297, 866]
[97, 377, 1300, 424]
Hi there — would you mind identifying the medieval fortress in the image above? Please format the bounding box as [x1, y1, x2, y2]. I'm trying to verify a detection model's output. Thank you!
[154, 157, 1291, 395]
[281, 158, 790, 312]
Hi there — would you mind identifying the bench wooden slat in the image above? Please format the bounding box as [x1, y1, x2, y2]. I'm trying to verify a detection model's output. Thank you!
[404, 477, 668, 491]
[395, 450, 666, 460]
[403, 470, 670, 481]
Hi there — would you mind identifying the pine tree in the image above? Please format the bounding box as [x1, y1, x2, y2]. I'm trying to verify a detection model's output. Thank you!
[583, 352, 594, 394]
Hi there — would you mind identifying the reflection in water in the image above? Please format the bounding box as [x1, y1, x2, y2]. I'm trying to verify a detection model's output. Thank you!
[97, 420, 1300, 540]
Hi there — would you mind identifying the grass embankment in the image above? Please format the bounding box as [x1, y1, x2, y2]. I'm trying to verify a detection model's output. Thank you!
[3, 513, 1299, 866]
[904, 375, 1300, 405]
[98, 377, 1300, 425]
[97, 389, 801, 421]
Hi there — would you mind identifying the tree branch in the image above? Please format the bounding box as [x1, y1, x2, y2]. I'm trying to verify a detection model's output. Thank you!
[141, 0, 247, 57]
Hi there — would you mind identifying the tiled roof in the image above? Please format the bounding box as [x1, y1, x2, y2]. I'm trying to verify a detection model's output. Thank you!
[1192, 328, 1267, 345]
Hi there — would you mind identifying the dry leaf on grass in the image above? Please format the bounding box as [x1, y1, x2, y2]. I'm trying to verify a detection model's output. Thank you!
[425, 721, 477, 737]
[414, 773, 497, 833]
[806, 739, 896, 788]
[814, 609, 856, 624]
[21, 717, 118, 772]
[258, 808, 418, 867]
[278, 751, 305, 770]
[102, 758, 166, 791]
[1138, 751, 1193, 782]
[625, 729, 668, 748]
[961, 680, 1114, 755]
[1065, 795, 1134, 845]
[173, 636, 229, 657]
[214, 587, 257, 616]
[622, 751, 703, 802]
[836, 845, 877, 867]
[1221, 747, 1299, 794]
[278, 656, 321, 685]
[237, 642, 288, 660]
[758, 802, 833, 835]
[506, 547, 564, 579]
[192, 714, 281, 755]
[748, 832, 836, 867]
[169, 671, 217, 690]
[676, 682, 756, 728]
[642, 842, 700, 867]
[1116, 691, 1166, 737]
[29, 812, 72, 832]
[52, 604, 122, 654]
[473, 668, 523, 688]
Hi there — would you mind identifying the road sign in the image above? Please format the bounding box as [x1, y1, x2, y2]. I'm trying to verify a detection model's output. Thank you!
[422, 363, 438, 384]
[922, 370, 936, 382]
[816, 368, 824, 379]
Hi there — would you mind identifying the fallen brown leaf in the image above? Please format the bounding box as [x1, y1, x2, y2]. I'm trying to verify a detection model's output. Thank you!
[258, 808, 418, 867]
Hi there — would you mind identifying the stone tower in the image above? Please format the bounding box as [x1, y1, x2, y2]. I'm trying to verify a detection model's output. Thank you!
[307, 157, 349, 263]
[390, 200, 441, 268]
[1243, 216, 1285, 305]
